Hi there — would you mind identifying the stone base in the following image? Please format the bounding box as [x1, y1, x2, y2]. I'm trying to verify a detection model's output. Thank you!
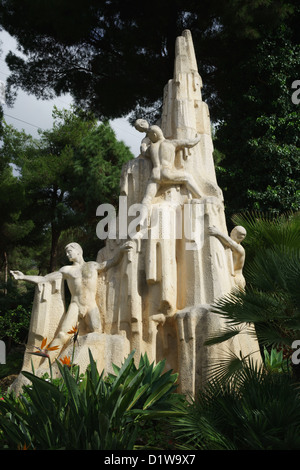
[174, 304, 262, 397]
[51, 331, 130, 378]
[9, 332, 130, 395]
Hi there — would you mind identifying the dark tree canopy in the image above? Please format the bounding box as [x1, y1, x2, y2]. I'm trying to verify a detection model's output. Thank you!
[0, 0, 297, 122]
[0, 0, 299, 215]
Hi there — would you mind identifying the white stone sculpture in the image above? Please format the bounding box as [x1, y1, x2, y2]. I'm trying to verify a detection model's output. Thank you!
[134, 120, 222, 225]
[10, 30, 262, 396]
[93, 30, 262, 397]
[10, 242, 132, 386]
[208, 225, 247, 290]
[11, 242, 132, 353]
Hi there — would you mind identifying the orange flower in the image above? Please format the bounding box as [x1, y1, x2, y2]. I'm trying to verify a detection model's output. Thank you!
[31, 337, 60, 358]
[60, 356, 72, 367]
[67, 324, 79, 343]
[18, 443, 31, 450]
[67, 325, 78, 336]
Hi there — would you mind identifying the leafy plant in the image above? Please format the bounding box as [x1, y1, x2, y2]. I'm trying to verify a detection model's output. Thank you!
[263, 347, 290, 374]
[205, 212, 300, 379]
[173, 360, 300, 450]
[0, 305, 31, 347]
[107, 352, 182, 412]
[0, 350, 183, 450]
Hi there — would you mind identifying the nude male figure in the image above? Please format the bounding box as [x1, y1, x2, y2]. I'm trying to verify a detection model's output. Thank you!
[11, 241, 132, 358]
[135, 119, 202, 204]
[135, 120, 221, 224]
[208, 225, 247, 290]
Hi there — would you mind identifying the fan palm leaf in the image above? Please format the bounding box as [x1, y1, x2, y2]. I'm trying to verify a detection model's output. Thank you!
[173, 360, 300, 450]
[207, 212, 300, 358]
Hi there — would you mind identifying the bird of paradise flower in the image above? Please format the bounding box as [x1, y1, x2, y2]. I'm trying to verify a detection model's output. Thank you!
[32, 337, 60, 358]
[29, 337, 60, 380]
[67, 324, 79, 366]
[67, 324, 79, 342]
[60, 355, 72, 368]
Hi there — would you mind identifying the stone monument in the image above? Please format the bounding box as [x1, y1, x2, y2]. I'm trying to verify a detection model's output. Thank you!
[10, 30, 262, 396]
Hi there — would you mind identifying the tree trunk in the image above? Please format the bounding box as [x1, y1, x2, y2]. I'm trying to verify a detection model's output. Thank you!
[3, 251, 8, 295]
[49, 226, 61, 272]
[49, 185, 63, 272]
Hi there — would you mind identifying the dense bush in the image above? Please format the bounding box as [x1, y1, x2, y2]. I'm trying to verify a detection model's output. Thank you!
[0, 350, 183, 450]
[173, 359, 300, 450]
[0, 305, 31, 349]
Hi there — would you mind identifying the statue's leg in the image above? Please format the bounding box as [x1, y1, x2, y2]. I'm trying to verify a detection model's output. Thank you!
[161, 168, 202, 199]
[142, 179, 159, 203]
[47, 302, 79, 360]
[140, 180, 159, 227]
[86, 306, 102, 334]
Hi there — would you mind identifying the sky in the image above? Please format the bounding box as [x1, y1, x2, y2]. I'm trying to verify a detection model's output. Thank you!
[0, 29, 141, 157]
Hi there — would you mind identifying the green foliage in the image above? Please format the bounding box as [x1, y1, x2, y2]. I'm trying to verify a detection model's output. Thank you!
[1, 0, 297, 122]
[232, 211, 300, 255]
[173, 361, 300, 450]
[107, 352, 181, 412]
[1, 108, 133, 273]
[0, 347, 24, 380]
[71, 119, 133, 216]
[135, 419, 176, 450]
[0, 305, 31, 346]
[263, 347, 289, 374]
[205, 212, 300, 379]
[215, 19, 300, 216]
[0, 350, 182, 450]
[1, 1, 298, 218]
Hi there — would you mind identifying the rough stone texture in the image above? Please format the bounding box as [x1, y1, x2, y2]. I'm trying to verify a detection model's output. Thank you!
[10, 30, 262, 397]
[94, 29, 262, 394]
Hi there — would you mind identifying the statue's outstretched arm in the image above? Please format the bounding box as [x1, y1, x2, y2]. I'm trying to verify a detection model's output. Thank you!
[10, 270, 63, 284]
[173, 135, 201, 150]
[208, 226, 241, 252]
[97, 241, 134, 272]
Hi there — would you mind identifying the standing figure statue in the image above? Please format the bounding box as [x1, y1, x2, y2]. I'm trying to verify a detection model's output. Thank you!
[208, 225, 247, 290]
[11, 241, 132, 360]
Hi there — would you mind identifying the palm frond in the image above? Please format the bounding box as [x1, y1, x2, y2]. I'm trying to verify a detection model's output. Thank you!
[204, 326, 243, 346]
[232, 211, 300, 251]
[173, 413, 236, 450]
[205, 349, 263, 387]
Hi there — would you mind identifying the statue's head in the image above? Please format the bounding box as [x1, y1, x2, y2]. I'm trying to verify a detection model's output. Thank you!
[134, 119, 149, 133]
[65, 242, 83, 261]
[147, 125, 164, 143]
[230, 226, 246, 243]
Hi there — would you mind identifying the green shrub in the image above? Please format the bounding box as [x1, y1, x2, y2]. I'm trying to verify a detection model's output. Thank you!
[263, 347, 290, 374]
[0, 350, 183, 450]
[173, 361, 300, 450]
[0, 348, 24, 380]
[0, 305, 31, 347]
